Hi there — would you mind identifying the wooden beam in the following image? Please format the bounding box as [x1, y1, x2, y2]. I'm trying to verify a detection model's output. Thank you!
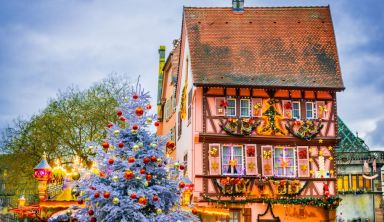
[199, 133, 339, 146]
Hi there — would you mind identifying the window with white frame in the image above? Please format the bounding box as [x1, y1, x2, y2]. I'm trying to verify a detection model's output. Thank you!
[273, 147, 296, 177]
[306, 102, 317, 119]
[292, 101, 301, 119]
[226, 98, 236, 117]
[222, 145, 243, 175]
[240, 99, 250, 117]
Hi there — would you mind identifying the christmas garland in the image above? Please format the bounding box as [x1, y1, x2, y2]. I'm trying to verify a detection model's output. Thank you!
[202, 195, 342, 209]
[221, 119, 260, 136]
[213, 178, 251, 196]
[285, 120, 324, 141]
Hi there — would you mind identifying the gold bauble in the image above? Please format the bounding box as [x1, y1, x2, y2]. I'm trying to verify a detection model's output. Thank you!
[112, 197, 120, 205]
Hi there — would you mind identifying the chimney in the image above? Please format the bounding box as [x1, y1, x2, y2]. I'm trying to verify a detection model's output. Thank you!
[157, 46, 166, 118]
[232, 0, 244, 12]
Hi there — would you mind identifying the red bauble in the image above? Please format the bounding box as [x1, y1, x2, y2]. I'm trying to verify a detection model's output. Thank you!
[179, 165, 185, 170]
[153, 195, 159, 201]
[103, 191, 110, 199]
[91, 217, 96, 222]
[107, 123, 113, 128]
[135, 107, 144, 116]
[102, 142, 109, 149]
[77, 199, 84, 204]
[90, 186, 96, 190]
[99, 172, 106, 178]
[108, 159, 114, 165]
[118, 142, 124, 148]
[130, 193, 137, 199]
[88, 209, 94, 216]
[132, 125, 139, 130]
[179, 182, 185, 188]
[192, 208, 198, 215]
[128, 157, 135, 163]
[166, 141, 175, 149]
[140, 169, 146, 174]
[154, 121, 160, 127]
[119, 116, 126, 122]
[133, 94, 139, 100]
[124, 170, 134, 180]
[146, 174, 152, 181]
[116, 110, 123, 116]
[151, 156, 157, 162]
[94, 192, 100, 198]
[138, 197, 147, 205]
[143, 157, 150, 164]
[146, 104, 152, 110]
[158, 164, 162, 167]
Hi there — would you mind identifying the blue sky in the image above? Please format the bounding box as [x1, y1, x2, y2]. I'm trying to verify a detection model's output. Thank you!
[0, 0, 383, 150]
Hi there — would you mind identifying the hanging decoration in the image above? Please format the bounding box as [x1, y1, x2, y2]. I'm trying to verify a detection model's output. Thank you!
[246, 146, 255, 157]
[263, 150, 271, 160]
[257, 99, 286, 136]
[209, 147, 219, 157]
[221, 118, 260, 136]
[214, 177, 250, 195]
[202, 195, 341, 209]
[211, 162, 219, 171]
[180, 77, 188, 120]
[285, 120, 324, 141]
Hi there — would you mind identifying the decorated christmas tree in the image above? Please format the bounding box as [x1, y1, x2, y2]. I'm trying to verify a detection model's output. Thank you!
[64, 82, 196, 222]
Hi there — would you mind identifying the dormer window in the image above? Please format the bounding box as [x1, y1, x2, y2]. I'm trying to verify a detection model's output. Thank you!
[292, 101, 301, 119]
[240, 99, 250, 117]
[306, 102, 317, 119]
[232, 0, 244, 12]
[226, 98, 236, 117]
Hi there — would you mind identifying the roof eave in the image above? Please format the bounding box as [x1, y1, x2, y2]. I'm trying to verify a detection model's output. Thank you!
[193, 83, 345, 92]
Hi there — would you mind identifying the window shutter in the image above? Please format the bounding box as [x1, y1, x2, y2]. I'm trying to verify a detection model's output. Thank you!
[215, 97, 226, 116]
[261, 146, 273, 176]
[297, 146, 309, 177]
[316, 101, 326, 119]
[282, 100, 292, 118]
[252, 98, 262, 117]
[245, 145, 257, 175]
[209, 144, 221, 175]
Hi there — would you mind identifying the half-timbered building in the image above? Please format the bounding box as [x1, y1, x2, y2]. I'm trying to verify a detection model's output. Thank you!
[158, 2, 346, 221]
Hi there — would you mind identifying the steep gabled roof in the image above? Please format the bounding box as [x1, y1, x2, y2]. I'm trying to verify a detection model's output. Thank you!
[183, 6, 344, 90]
[337, 117, 369, 152]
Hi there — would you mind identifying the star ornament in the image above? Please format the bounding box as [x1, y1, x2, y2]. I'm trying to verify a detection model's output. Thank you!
[229, 159, 238, 167]
[310, 170, 314, 175]
[300, 165, 308, 172]
[248, 162, 255, 170]
[211, 162, 219, 170]
[264, 164, 272, 173]
[329, 156, 334, 161]
[318, 139, 323, 144]
[328, 146, 333, 151]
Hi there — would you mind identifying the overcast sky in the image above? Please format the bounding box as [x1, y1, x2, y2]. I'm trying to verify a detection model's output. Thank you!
[0, 0, 383, 150]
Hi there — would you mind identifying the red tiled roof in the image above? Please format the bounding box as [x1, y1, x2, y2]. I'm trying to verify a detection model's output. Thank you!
[183, 6, 344, 90]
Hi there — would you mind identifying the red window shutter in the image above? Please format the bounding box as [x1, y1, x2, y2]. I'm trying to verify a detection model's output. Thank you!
[209, 144, 221, 175]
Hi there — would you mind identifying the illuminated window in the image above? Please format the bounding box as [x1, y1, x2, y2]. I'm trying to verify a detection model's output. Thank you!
[222, 145, 243, 175]
[274, 147, 296, 177]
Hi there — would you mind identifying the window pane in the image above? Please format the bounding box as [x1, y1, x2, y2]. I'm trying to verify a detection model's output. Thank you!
[358, 176, 364, 189]
[227, 99, 236, 116]
[352, 175, 357, 191]
[233, 146, 243, 175]
[240, 100, 250, 117]
[343, 176, 349, 191]
[365, 179, 371, 191]
[306, 102, 313, 119]
[222, 146, 231, 174]
[292, 102, 300, 119]
[337, 176, 343, 191]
